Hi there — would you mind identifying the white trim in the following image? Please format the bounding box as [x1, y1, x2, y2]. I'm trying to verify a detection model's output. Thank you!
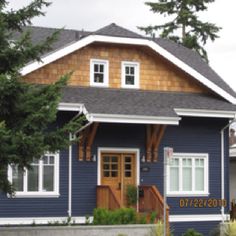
[0, 214, 229, 225]
[169, 214, 229, 222]
[58, 102, 84, 112]
[8, 153, 60, 198]
[121, 61, 140, 89]
[90, 59, 109, 87]
[21, 34, 236, 104]
[97, 148, 140, 186]
[175, 108, 236, 118]
[89, 113, 181, 125]
[0, 216, 93, 225]
[167, 153, 209, 196]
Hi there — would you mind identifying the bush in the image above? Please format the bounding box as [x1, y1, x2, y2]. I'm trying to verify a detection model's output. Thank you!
[93, 208, 137, 225]
[126, 185, 138, 207]
[148, 221, 164, 236]
[221, 221, 236, 236]
[182, 228, 203, 236]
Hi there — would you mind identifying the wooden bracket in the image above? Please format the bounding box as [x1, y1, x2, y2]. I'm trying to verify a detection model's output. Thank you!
[78, 127, 90, 161]
[85, 122, 99, 161]
[153, 125, 166, 162]
[146, 125, 159, 162]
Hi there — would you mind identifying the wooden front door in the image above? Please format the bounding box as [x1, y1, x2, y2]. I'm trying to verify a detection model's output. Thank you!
[101, 152, 136, 206]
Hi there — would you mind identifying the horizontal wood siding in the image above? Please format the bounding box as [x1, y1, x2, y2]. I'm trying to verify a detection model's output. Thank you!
[171, 221, 220, 235]
[0, 116, 229, 234]
[23, 43, 209, 94]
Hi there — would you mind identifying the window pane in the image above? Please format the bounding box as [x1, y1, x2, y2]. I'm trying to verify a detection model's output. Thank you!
[130, 67, 135, 75]
[12, 166, 23, 191]
[94, 73, 104, 83]
[125, 75, 134, 85]
[183, 167, 192, 191]
[43, 166, 54, 191]
[94, 64, 98, 72]
[170, 167, 179, 191]
[195, 167, 204, 191]
[125, 66, 129, 74]
[99, 64, 104, 73]
[28, 166, 39, 191]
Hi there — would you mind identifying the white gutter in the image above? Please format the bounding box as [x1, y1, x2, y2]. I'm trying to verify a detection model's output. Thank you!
[220, 117, 236, 222]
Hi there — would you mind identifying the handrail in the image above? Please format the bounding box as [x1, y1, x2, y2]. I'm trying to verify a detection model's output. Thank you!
[96, 185, 121, 210]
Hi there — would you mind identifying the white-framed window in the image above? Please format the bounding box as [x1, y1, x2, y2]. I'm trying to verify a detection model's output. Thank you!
[8, 153, 60, 198]
[121, 61, 140, 89]
[90, 59, 109, 87]
[167, 153, 209, 196]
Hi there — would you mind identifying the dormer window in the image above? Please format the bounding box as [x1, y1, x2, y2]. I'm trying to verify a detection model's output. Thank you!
[121, 61, 140, 89]
[90, 59, 109, 87]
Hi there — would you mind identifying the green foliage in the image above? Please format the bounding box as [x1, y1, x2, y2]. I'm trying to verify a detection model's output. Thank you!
[150, 211, 158, 224]
[221, 221, 236, 236]
[139, 0, 221, 62]
[137, 213, 147, 224]
[182, 228, 203, 236]
[126, 184, 138, 207]
[148, 221, 164, 236]
[0, 0, 84, 194]
[93, 208, 137, 225]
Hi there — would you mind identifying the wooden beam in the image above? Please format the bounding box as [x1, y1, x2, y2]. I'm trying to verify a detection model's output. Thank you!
[86, 122, 99, 161]
[78, 127, 90, 161]
[146, 125, 159, 162]
[153, 125, 166, 162]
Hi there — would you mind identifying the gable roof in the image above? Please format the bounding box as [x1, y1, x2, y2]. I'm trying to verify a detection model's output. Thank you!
[18, 23, 236, 104]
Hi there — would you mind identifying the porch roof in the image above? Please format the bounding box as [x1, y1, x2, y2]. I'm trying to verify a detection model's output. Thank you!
[61, 86, 236, 122]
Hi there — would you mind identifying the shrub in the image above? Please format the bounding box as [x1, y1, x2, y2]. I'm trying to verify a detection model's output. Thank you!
[182, 228, 203, 236]
[126, 185, 138, 207]
[93, 208, 137, 225]
[221, 221, 236, 236]
[148, 221, 164, 236]
[150, 211, 158, 224]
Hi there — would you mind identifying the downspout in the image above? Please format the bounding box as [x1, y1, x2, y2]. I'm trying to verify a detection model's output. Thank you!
[67, 109, 83, 221]
[220, 117, 236, 222]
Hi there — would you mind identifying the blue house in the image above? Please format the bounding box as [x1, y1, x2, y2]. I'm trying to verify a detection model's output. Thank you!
[1, 23, 236, 235]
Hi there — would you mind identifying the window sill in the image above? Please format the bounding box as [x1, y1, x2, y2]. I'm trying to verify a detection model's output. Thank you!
[8, 193, 60, 198]
[121, 85, 140, 89]
[167, 192, 210, 197]
[90, 83, 109, 88]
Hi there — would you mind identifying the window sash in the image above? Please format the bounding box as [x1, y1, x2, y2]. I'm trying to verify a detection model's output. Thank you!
[8, 153, 59, 197]
[167, 153, 208, 196]
[90, 59, 108, 87]
[121, 61, 139, 88]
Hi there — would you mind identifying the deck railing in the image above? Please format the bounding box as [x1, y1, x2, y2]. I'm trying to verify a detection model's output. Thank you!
[139, 185, 170, 231]
[96, 185, 121, 210]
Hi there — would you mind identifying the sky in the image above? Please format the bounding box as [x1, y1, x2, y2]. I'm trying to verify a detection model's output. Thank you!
[7, 0, 236, 92]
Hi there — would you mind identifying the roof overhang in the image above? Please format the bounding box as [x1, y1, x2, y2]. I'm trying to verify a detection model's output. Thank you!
[175, 108, 236, 119]
[58, 102, 180, 125]
[21, 34, 236, 104]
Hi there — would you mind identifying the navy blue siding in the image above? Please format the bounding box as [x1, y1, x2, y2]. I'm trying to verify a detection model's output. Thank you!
[171, 221, 220, 236]
[0, 149, 68, 217]
[0, 115, 230, 233]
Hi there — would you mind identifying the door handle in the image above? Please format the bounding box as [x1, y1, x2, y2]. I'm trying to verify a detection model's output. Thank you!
[118, 182, 121, 190]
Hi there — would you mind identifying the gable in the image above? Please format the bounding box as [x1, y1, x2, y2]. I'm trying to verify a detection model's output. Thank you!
[24, 43, 209, 94]
[20, 25, 236, 104]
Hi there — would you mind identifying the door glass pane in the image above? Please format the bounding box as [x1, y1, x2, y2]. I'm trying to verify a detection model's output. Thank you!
[103, 164, 109, 170]
[125, 156, 131, 162]
[125, 164, 131, 170]
[111, 156, 118, 162]
[43, 165, 54, 192]
[12, 165, 24, 191]
[103, 171, 110, 177]
[125, 171, 131, 177]
[111, 171, 118, 177]
[111, 164, 118, 170]
[28, 165, 39, 191]
[103, 156, 109, 162]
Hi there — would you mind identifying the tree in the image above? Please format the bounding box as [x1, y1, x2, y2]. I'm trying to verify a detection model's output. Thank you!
[0, 0, 82, 194]
[139, 0, 221, 62]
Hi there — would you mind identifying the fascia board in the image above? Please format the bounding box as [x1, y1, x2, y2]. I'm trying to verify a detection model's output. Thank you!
[175, 108, 236, 118]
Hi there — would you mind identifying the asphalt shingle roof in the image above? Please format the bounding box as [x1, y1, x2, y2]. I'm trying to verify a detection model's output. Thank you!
[62, 86, 236, 117]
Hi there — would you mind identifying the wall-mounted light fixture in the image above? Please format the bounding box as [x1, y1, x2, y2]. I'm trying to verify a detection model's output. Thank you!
[92, 154, 96, 162]
[141, 155, 146, 163]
